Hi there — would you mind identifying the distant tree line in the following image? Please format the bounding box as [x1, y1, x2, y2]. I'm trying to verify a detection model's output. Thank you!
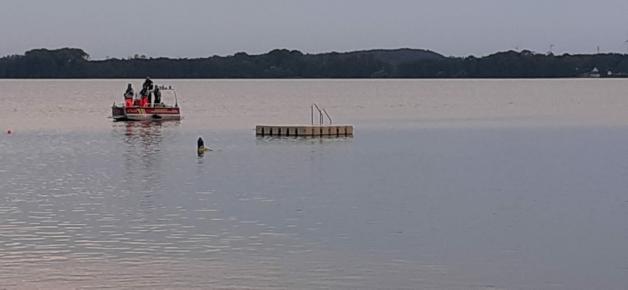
[1, 47, 628, 78]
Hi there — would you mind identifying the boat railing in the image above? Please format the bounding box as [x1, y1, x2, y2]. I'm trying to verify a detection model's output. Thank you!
[116, 84, 178, 108]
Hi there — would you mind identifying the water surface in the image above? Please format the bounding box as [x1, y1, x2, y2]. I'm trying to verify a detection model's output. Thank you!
[1, 80, 628, 289]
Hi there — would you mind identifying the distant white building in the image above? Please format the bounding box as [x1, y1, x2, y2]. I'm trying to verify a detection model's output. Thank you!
[588, 67, 601, 78]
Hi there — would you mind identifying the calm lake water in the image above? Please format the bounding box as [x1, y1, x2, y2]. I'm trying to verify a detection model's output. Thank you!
[1, 79, 628, 289]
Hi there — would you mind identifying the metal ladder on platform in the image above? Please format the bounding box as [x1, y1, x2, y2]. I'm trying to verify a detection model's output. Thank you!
[311, 103, 333, 125]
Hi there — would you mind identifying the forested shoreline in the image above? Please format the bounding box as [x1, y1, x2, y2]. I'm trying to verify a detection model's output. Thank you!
[1, 47, 627, 78]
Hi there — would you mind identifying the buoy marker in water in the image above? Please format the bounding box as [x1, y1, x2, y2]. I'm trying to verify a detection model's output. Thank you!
[7, 129, 12, 134]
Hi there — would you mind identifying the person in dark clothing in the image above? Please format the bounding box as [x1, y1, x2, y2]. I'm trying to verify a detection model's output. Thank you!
[141, 77, 154, 106]
[154, 86, 162, 105]
[124, 84, 134, 98]
[142, 77, 153, 91]
[197, 137, 207, 156]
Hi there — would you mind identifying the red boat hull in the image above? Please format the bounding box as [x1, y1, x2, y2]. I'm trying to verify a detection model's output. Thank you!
[112, 106, 181, 121]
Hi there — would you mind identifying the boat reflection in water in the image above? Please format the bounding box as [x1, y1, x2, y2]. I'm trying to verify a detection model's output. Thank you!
[111, 121, 181, 210]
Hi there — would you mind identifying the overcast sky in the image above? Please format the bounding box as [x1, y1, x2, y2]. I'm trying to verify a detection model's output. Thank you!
[1, 0, 628, 59]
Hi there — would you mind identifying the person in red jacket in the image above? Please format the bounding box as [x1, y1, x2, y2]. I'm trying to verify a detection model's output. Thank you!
[140, 77, 153, 107]
[124, 84, 134, 107]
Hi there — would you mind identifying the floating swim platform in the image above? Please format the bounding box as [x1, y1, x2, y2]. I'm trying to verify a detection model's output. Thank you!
[256, 125, 353, 137]
[256, 104, 353, 137]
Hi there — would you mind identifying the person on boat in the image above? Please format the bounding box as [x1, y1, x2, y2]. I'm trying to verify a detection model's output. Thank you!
[153, 86, 162, 105]
[124, 84, 134, 107]
[139, 86, 147, 107]
[124, 83, 134, 98]
[146, 91, 152, 107]
[142, 77, 153, 91]
[142, 77, 153, 97]
[138, 77, 153, 107]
